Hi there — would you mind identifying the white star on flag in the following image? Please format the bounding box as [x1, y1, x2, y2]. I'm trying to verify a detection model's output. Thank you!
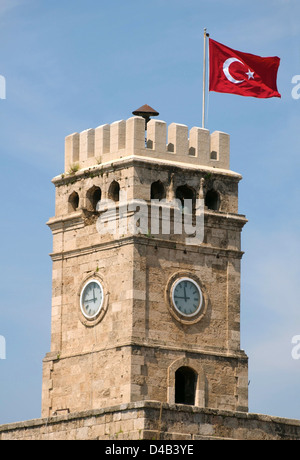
[246, 69, 254, 80]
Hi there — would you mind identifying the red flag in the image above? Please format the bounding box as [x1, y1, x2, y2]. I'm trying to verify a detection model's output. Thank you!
[209, 39, 281, 98]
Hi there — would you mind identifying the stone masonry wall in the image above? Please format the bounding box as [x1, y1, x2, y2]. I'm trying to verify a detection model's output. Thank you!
[1, 402, 300, 440]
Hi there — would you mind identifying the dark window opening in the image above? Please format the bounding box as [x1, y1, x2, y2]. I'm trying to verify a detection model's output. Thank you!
[205, 189, 220, 211]
[175, 366, 197, 405]
[151, 180, 166, 201]
[87, 186, 102, 212]
[167, 143, 174, 152]
[108, 181, 120, 202]
[68, 191, 79, 212]
[175, 185, 195, 212]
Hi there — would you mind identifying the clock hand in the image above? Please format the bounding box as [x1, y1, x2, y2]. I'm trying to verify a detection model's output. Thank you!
[184, 287, 188, 302]
[174, 295, 190, 300]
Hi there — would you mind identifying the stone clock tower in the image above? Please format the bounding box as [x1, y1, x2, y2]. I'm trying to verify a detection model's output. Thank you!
[42, 108, 249, 418]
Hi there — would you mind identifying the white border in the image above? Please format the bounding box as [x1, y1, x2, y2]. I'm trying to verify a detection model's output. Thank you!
[171, 277, 203, 318]
[80, 279, 104, 320]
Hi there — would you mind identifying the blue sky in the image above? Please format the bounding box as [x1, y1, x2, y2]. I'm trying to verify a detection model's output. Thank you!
[0, 0, 299, 424]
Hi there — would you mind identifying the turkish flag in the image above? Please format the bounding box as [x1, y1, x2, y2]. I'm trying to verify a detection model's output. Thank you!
[209, 39, 281, 98]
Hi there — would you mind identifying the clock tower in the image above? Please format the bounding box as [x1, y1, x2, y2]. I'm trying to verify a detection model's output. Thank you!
[42, 110, 248, 417]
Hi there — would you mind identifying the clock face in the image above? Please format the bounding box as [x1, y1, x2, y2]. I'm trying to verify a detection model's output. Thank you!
[80, 280, 104, 320]
[172, 278, 203, 317]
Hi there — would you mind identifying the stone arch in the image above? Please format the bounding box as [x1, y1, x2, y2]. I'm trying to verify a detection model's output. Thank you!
[151, 180, 166, 200]
[175, 185, 196, 212]
[86, 186, 102, 212]
[175, 366, 197, 405]
[168, 357, 206, 407]
[68, 191, 79, 212]
[108, 181, 120, 202]
[205, 189, 220, 211]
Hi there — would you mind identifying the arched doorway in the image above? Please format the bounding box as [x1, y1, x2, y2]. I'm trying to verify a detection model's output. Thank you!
[175, 366, 197, 405]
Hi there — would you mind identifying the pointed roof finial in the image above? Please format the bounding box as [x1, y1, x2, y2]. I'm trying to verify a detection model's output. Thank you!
[132, 104, 159, 129]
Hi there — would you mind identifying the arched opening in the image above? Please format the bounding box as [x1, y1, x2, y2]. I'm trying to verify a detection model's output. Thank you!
[210, 150, 218, 160]
[108, 181, 120, 202]
[151, 180, 166, 200]
[86, 186, 102, 212]
[175, 185, 195, 212]
[175, 366, 197, 405]
[205, 189, 220, 211]
[68, 191, 79, 212]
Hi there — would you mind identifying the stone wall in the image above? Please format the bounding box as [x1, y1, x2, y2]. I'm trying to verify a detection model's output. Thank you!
[1, 402, 300, 440]
[43, 154, 248, 417]
[64, 116, 230, 173]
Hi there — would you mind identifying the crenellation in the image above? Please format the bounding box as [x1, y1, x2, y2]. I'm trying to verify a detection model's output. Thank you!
[65, 133, 79, 172]
[168, 123, 189, 155]
[146, 119, 167, 152]
[125, 116, 146, 155]
[80, 129, 95, 162]
[189, 127, 209, 159]
[95, 124, 110, 161]
[110, 120, 126, 153]
[64, 116, 231, 173]
[210, 131, 230, 169]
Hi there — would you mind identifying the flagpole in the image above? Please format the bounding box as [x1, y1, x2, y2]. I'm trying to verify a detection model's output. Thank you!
[202, 28, 209, 128]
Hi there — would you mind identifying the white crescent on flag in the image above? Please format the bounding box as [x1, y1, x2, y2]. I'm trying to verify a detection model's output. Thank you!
[223, 58, 245, 84]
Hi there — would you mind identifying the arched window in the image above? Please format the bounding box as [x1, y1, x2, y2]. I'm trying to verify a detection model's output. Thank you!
[68, 191, 79, 212]
[205, 189, 220, 211]
[151, 180, 166, 200]
[175, 185, 195, 212]
[175, 366, 197, 405]
[108, 181, 120, 202]
[86, 186, 102, 212]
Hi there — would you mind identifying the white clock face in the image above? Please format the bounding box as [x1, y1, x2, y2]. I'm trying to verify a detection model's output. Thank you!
[80, 280, 104, 320]
[172, 278, 203, 317]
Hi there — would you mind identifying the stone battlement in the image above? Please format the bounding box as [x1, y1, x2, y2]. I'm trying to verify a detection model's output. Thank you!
[65, 116, 230, 173]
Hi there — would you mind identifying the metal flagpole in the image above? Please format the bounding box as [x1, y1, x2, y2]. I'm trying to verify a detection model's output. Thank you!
[202, 28, 209, 128]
